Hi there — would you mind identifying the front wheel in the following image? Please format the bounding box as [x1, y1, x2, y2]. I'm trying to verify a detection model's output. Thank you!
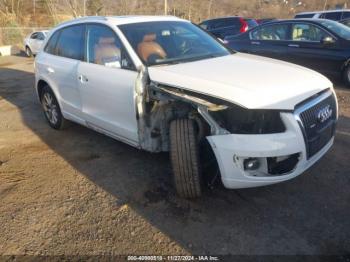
[40, 86, 67, 130]
[25, 46, 32, 57]
[342, 64, 350, 87]
[169, 119, 203, 198]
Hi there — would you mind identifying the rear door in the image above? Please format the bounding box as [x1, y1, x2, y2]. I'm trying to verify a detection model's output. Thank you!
[77, 24, 139, 145]
[286, 22, 344, 75]
[247, 23, 290, 60]
[38, 24, 85, 120]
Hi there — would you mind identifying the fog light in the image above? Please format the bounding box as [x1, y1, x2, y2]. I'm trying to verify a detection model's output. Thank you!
[243, 158, 260, 170]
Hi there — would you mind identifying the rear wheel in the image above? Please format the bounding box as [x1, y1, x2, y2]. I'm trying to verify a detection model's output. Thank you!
[169, 119, 202, 198]
[25, 46, 32, 57]
[40, 86, 67, 130]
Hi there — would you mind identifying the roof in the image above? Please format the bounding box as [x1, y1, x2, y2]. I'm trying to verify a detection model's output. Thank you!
[200, 16, 242, 23]
[296, 9, 350, 15]
[261, 18, 335, 24]
[57, 15, 186, 28]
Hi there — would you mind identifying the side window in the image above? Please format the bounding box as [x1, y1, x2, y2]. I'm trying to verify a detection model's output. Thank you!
[30, 33, 38, 39]
[44, 30, 60, 55]
[37, 32, 45, 40]
[291, 23, 330, 42]
[250, 24, 289, 40]
[55, 25, 85, 60]
[323, 12, 342, 21]
[342, 12, 350, 19]
[211, 19, 229, 29]
[86, 24, 134, 70]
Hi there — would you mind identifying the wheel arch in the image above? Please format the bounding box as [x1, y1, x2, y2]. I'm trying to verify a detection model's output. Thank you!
[341, 57, 350, 72]
[36, 78, 63, 111]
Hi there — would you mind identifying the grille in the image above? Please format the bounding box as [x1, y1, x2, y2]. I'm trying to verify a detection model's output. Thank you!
[297, 92, 337, 159]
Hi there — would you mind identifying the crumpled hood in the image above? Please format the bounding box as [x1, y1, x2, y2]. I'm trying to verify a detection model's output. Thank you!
[148, 53, 332, 110]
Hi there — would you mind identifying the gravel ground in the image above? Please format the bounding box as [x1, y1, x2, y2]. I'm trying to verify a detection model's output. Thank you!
[0, 55, 349, 256]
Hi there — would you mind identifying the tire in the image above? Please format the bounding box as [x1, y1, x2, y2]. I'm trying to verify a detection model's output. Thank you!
[169, 119, 202, 198]
[40, 86, 67, 130]
[25, 46, 32, 57]
[343, 65, 350, 87]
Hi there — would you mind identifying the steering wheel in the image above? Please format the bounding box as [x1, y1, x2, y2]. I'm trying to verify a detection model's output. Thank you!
[181, 39, 196, 56]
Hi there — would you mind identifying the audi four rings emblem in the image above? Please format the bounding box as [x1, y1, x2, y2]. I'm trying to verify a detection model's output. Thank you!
[317, 105, 333, 123]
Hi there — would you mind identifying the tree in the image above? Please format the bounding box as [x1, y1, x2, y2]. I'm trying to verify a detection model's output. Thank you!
[87, 0, 103, 15]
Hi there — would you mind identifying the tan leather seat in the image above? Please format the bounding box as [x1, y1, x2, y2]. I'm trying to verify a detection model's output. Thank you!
[137, 33, 166, 62]
[94, 37, 121, 65]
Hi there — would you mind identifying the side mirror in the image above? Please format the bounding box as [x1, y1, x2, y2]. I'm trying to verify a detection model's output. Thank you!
[321, 36, 335, 45]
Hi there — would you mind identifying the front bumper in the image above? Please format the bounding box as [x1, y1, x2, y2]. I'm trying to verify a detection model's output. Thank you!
[207, 112, 334, 189]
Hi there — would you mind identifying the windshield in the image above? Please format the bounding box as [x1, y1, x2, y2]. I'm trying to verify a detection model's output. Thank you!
[118, 21, 231, 66]
[320, 19, 350, 40]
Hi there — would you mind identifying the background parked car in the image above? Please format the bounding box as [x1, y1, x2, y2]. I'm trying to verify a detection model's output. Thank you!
[24, 30, 48, 57]
[225, 19, 350, 86]
[256, 18, 276, 24]
[199, 16, 258, 39]
[295, 9, 350, 21]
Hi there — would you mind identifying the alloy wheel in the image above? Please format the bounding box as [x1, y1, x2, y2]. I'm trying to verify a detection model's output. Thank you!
[42, 92, 59, 125]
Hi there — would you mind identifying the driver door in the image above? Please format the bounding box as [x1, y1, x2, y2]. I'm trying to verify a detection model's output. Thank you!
[286, 23, 343, 74]
[78, 24, 139, 146]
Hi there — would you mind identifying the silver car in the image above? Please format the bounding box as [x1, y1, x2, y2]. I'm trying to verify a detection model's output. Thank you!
[24, 30, 49, 57]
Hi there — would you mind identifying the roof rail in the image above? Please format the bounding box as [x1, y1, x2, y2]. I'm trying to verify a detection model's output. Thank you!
[57, 16, 108, 27]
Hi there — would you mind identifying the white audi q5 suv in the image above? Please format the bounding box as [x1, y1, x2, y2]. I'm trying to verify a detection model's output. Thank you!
[34, 16, 338, 198]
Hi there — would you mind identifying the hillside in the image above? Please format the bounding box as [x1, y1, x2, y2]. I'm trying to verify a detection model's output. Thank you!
[0, 0, 349, 45]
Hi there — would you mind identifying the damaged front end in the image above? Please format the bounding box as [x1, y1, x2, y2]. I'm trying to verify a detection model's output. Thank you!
[135, 66, 231, 153]
[134, 68, 334, 189]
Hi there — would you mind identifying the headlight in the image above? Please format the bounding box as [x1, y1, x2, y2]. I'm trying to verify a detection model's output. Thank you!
[209, 106, 286, 134]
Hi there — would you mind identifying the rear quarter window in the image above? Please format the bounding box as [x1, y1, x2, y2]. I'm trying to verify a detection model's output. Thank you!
[44, 30, 60, 55]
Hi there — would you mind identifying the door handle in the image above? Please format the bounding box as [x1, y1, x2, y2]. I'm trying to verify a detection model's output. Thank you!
[251, 41, 260, 45]
[78, 75, 89, 83]
[288, 44, 300, 48]
[47, 67, 54, 73]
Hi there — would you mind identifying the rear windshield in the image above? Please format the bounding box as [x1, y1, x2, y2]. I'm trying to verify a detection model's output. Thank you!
[207, 18, 241, 29]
